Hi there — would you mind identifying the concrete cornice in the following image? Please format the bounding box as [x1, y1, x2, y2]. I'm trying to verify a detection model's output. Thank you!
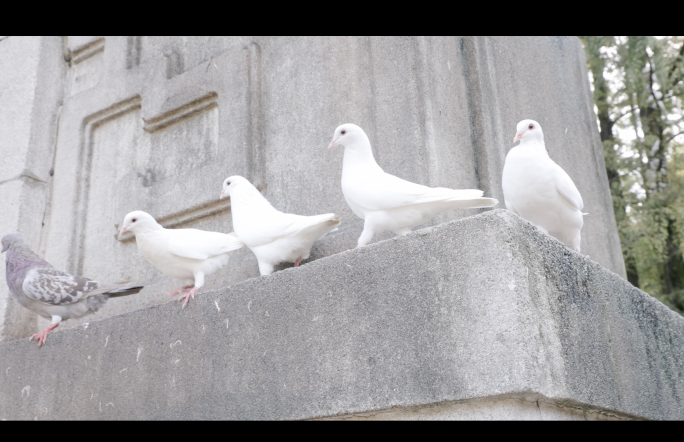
[1, 210, 681, 420]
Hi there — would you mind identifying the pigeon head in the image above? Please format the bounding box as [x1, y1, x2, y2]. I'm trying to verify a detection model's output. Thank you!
[1, 234, 23, 253]
[514, 119, 544, 144]
[220, 175, 252, 199]
[328, 124, 369, 150]
[119, 211, 160, 239]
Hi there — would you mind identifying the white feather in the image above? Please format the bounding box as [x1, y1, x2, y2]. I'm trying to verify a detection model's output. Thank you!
[502, 119, 584, 252]
[330, 123, 498, 247]
[121, 211, 245, 290]
[222, 176, 341, 276]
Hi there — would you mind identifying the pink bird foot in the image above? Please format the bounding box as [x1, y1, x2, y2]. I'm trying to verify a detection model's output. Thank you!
[29, 323, 59, 348]
[178, 287, 200, 309]
[169, 285, 194, 297]
[294, 257, 302, 267]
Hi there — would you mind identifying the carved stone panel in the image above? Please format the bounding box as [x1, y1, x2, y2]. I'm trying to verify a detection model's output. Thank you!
[41, 42, 259, 330]
[65, 37, 105, 97]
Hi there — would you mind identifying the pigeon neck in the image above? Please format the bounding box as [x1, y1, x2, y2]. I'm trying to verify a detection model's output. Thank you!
[342, 142, 381, 172]
[231, 184, 277, 218]
[135, 222, 164, 235]
[518, 138, 548, 154]
[8, 244, 50, 267]
[5, 245, 52, 291]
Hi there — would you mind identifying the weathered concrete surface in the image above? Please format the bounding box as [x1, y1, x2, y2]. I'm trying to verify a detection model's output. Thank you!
[0, 36, 626, 339]
[0, 37, 65, 341]
[323, 396, 626, 420]
[0, 210, 680, 420]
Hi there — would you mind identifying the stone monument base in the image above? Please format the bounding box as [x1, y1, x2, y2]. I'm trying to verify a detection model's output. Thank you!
[0, 210, 681, 420]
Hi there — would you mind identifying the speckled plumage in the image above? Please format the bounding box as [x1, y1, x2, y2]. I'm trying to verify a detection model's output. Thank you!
[2, 234, 143, 346]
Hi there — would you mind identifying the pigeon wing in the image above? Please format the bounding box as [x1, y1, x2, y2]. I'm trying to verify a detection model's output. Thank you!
[167, 229, 245, 260]
[236, 212, 321, 247]
[347, 172, 484, 212]
[22, 268, 100, 305]
[552, 163, 584, 211]
[255, 213, 339, 246]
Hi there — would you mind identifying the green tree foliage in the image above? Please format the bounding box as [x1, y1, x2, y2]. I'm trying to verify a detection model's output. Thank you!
[580, 36, 684, 313]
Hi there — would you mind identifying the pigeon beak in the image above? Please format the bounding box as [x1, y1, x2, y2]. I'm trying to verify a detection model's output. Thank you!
[328, 138, 339, 149]
[219, 190, 226, 200]
[514, 132, 523, 143]
[118, 226, 127, 240]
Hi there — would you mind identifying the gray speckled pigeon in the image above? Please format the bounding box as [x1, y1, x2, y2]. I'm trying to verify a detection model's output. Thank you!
[2, 234, 143, 347]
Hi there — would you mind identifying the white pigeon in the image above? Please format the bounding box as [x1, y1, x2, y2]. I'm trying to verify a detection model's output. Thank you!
[502, 119, 586, 252]
[329, 123, 499, 247]
[119, 211, 245, 308]
[220, 176, 341, 276]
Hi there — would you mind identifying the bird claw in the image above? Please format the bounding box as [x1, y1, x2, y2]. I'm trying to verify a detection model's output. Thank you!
[178, 287, 199, 309]
[29, 324, 58, 347]
[169, 285, 193, 297]
[29, 332, 47, 347]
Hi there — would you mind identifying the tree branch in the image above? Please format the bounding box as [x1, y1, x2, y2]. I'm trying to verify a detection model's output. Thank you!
[613, 108, 634, 122]
[664, 130, 684, 144]
[668, 41, 684, 83]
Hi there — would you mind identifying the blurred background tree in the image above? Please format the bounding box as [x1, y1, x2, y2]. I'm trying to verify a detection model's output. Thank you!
[580, 36, 684, 313]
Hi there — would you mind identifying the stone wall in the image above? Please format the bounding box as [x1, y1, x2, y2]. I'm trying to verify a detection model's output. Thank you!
[1, 212, 680, 420]
[0, 37, 624, 342]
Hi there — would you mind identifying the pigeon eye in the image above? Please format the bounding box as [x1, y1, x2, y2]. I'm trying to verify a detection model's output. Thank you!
[132, 218, 137, 223]
[226, 181, 231, 186]
[529, 124, 534, 129]
[341, 130, 346, 135]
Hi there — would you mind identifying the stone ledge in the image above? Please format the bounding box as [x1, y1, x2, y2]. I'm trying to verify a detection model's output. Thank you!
[1, 209, 682, 420]
[318, 394, 632, 420]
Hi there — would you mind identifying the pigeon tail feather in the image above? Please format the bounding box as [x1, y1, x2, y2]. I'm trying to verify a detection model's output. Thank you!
[106, 285, 144, 298]
[442, 188, 485, 200]
[290, 214, 341, 240]
[413, 187, 487, 205]
[83, 285, 144, 316]
[438, 197, 499, 210]
[215, 232, 247, 253]
[167, 230, 245, 260]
